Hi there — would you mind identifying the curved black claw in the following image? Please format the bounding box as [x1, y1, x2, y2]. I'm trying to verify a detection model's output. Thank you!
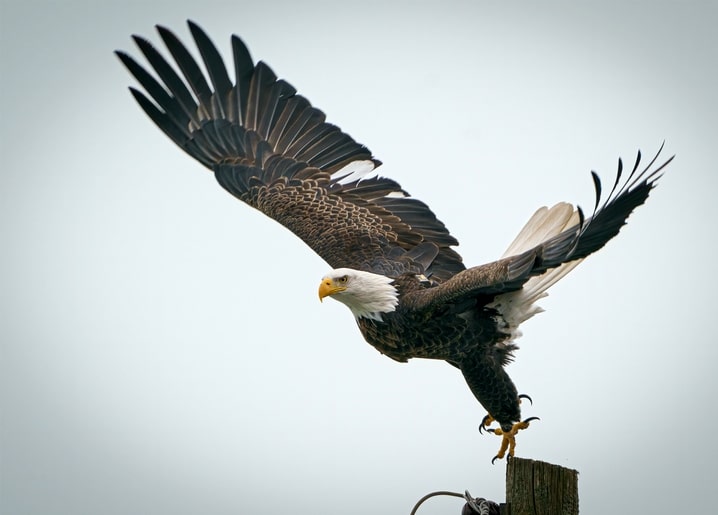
[491, 454, 500, 465]
[518, 394, 533, 406]
[478, 414, 492, 434]
[522, 416, 540, 424]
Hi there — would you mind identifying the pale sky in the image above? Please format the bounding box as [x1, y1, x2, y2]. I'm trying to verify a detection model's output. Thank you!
[2, 1, 717, 514]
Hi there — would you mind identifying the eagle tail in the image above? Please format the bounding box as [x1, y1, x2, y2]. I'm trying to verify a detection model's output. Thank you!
[488, 203, 583, 340]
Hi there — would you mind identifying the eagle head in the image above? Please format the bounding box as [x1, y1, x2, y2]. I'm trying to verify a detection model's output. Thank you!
[318, 268, 398, 321]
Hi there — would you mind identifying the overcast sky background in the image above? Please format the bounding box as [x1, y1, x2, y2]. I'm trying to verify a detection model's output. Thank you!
[2, 1, 717, 514]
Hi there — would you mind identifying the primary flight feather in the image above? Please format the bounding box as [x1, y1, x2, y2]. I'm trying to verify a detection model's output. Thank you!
[117, 21, 672, 460]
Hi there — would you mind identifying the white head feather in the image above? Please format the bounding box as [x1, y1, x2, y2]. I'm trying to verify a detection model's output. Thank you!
[320, 268, 398, 321]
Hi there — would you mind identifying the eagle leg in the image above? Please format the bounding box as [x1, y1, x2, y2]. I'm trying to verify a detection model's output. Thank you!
[489, 417, 540, 464]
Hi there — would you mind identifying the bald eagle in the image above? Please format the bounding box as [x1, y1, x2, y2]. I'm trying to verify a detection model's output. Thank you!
[116, 21, 672, 460]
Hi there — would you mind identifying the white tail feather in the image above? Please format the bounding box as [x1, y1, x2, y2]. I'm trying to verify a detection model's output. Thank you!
[502, 202, 576, 258]
[489, 203, 583, 341]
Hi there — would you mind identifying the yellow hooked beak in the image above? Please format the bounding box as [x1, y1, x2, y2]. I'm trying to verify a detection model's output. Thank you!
[318, 278, 347, 302]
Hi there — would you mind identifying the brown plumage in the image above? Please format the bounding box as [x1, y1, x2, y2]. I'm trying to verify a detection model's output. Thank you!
[116, 21, 672, 451]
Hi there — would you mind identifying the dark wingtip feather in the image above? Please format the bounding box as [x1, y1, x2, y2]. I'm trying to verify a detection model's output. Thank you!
[577, 205, 585, 230]
[570, 144, 672, 261]
[615, 156, 624, 186]
[116, 49, 176, 115]
[187, 20, 233, 97]
[155, 23, 215, 118]
[114, 49, 132, 67]
[632, 149, 642, 174]
[590, 170, 602, 213]
[154, 24, 172, 36]
[231, 34, 253, 69]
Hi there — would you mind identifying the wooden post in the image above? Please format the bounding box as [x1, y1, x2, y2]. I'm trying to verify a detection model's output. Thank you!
[503, 457, 578, 515]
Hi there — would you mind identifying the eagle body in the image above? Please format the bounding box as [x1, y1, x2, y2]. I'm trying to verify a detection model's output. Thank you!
[117, 22, 672, 437]
[353, 273, 511, 363]
[356, 272, 523, 426]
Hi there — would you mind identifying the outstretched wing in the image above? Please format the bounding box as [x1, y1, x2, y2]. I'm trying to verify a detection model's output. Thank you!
[116, 21, 464, 281]
[404, 145, 673, 311]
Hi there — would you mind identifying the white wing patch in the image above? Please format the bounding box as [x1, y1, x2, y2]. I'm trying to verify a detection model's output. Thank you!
[489, 202, 583, 342]
[384, 190, 408, 198]
[331, 159, 377, 185]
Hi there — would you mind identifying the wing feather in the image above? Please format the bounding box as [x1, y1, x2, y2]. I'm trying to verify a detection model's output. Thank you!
[230, 35, 254, 125]
[128, 36, 197, 127]
[156, 25, 214, 121]
[188, 20, 233, 118]
[405, 146, 671, 312]
[117, 21, 464, 279]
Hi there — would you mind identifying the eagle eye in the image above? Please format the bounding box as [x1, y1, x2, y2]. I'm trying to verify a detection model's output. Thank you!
[338, 275, 348, 283]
